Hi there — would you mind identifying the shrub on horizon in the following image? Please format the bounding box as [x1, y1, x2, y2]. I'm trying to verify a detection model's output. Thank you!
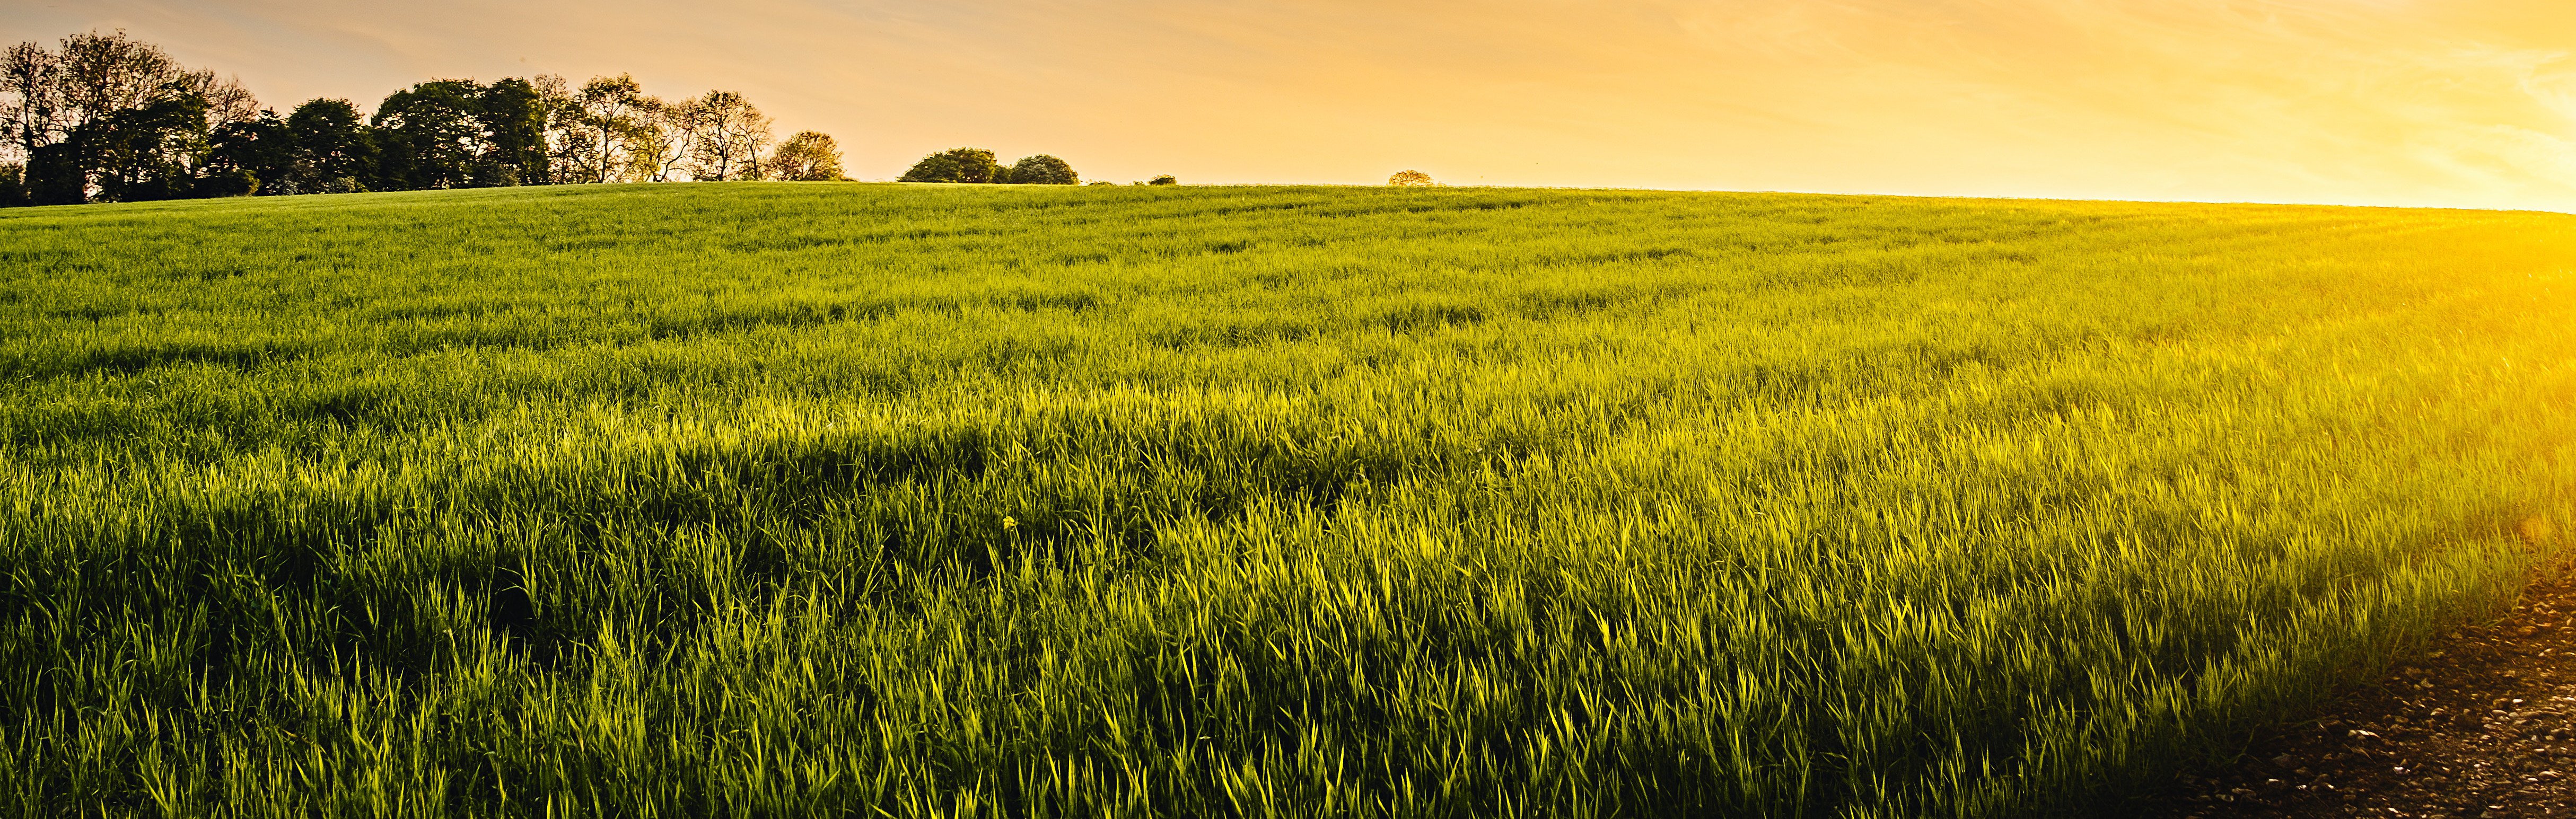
[0, 163, 27, 208]
[1009, 154, 1079, 185]
[198, 168, 260, 197]
[898, 147, 1001, 183]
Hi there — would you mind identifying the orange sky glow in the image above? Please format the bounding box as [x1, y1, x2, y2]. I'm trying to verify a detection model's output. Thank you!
[7, 0, 2574, 210]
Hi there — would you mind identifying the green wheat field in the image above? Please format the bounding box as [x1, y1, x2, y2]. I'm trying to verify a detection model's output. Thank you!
[6, 182, 2576, 817]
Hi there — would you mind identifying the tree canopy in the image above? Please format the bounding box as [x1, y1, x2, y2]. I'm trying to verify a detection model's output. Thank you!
[373, 80, 497, 190]
[283, 99, 372, 193]
[3, 30, 259, 204]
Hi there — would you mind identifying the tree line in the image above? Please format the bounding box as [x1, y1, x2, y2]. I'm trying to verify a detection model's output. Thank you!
[0, 31, 848, 207]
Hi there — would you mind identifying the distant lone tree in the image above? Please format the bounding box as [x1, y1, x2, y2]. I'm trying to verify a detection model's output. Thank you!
[767, 130, 843, 181]
[1389, 169, 1434, 186]
[1146, 174, 1177, 186]
[1007, 154, 1077, 185]
[899, 146, 999, 183]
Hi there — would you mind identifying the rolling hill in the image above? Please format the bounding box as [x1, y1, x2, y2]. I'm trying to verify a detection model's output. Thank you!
[5, 182, 2574, 817]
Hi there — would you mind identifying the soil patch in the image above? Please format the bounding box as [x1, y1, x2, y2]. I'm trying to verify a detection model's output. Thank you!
[2149, 573, 2576, 818]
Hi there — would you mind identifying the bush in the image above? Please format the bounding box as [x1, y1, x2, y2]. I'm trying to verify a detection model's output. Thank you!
[0, 163, 27, 208]
[198, 168, 260, 198]
[1147, 174, 1177, 186]
[1009, 154, 1078, 185]
[28, 143, 86, 206]
[899, 147, 1000, 183]
[1389, 170, 1434, 186]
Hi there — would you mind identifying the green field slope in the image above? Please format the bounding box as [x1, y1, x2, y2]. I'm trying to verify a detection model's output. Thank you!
[5, 183, 2575, 817]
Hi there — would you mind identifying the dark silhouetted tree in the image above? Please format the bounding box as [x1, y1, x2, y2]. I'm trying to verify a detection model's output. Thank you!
[206, 107, 291, 193]
[4, 30, 261, 202]
[1, 41, 59, 164]
[478, 77, 550, 187]
[372, 80, 485, 190]
[371, 78, 550, 189]
[285, 99, 374, 193]
[1147, 174, 1177, 186]
[85, 84, 221, 201]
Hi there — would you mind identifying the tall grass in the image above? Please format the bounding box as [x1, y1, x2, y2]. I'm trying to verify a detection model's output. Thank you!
[4, 182, 2574, 817]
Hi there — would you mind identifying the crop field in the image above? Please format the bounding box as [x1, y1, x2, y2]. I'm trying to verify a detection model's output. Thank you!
[4, 182, 2576, 817]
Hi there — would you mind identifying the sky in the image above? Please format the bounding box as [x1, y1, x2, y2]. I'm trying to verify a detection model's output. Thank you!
[6, 0, 2575, 210]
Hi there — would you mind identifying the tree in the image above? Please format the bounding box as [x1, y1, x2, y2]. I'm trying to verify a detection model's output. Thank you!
[205, 107, 292, 193]
[899, 147, 1000, 183]
[686, 90, 770, 181]
[3, 32, 255, 152]
[284, 99, 374, 193]
[194, 74, 259, 131]
[477, 77, 550, 187]
[368, 78, 553, 190]
[372, 80, 485, 190]
[1007, 154, 1077, 185]
[1389, 169, 1433, 186]
[766, 130, 843, 181]
[632, 94, 706, 183]
[529, 74, 578, 184]
[84, 84, 220, 201]
[555, 74, 653, 183]
[55, 31, 185, 123]
[1, 41, 61, 164]
[1147, 174, 1177, 186]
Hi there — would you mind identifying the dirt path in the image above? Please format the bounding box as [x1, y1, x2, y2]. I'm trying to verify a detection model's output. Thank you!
[2151, 574, 2576, 818]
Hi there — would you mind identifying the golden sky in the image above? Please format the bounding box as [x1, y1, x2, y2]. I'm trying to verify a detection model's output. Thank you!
[8, 1, 2575, 209]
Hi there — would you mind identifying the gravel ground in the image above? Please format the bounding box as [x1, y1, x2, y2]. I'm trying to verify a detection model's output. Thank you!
[2150, 574, 2576, 818]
